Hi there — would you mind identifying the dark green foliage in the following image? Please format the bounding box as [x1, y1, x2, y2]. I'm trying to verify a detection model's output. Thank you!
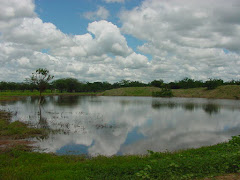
[205, 79, 224, 90]
[1, 77, 240, 93]
[168, 78, 204, 89]
[28, 68, 54, 96]
[113, 79, 147, 88]
[149, 79, 164, 88]
[225, 80, 240, 85]
[52, 79, 67, 93]
[62, 78, 79, 92]
[228, 135, 240, 147]
[152, 86, 173, 97]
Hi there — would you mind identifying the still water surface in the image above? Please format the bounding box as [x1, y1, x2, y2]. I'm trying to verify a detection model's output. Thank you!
[1, 96, 240, 156]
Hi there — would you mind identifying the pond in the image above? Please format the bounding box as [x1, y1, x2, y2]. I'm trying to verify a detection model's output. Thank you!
[1, 96, 240, 156]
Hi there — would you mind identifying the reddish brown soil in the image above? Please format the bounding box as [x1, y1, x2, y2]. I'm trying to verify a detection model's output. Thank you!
[204, 173, 240, 180]
[0, 139, 35, 151]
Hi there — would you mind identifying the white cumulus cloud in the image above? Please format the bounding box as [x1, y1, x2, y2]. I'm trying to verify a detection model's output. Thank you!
[0, 0, 149, 82]
[1, 0, 240, 83]
[120, 0, 240, 81]
[84, 6, 110, 20]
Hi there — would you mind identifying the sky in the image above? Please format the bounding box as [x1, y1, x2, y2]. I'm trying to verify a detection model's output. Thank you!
[0, 0, 240, 83]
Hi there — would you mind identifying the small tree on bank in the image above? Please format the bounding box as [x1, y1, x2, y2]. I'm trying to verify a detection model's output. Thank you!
[152, 86, 173, 97]
[30, 68, 54, 98]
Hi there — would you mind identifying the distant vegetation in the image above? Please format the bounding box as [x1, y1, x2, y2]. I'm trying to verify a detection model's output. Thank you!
[99, 85, 240, 99]
[0, 77, 240, 93]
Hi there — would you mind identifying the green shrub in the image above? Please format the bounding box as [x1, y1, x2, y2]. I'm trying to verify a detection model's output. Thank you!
[205, 79, 224, 90]
[152, 87, 173, 97]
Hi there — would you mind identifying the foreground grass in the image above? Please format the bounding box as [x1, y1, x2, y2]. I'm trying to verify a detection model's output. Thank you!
[0, 136, 240, 179]
[100, 85, 240, 100]
[0, 111, 240, 179]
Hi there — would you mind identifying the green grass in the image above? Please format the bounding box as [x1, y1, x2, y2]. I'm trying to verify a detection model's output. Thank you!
[0, 90, 97, 101]
[173, 85, 240, 99]
[0, 136, 240, 179]
[100, 87, 162, 96]
[1, 85, 240, 100]
[100, 85, 240, 100]
[0, 111, 46, 139]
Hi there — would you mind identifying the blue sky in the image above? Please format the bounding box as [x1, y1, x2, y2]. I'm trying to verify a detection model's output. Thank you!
[35, 0, 146, 54]
[35, 0, 139, 34]
[0, 0, 240, 82]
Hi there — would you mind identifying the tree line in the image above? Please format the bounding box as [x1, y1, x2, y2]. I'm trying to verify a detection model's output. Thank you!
[0, 77, 240, 92]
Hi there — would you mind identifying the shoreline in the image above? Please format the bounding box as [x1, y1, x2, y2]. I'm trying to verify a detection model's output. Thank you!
[1, 85, 240, 102]
[1, 89, 240, 179]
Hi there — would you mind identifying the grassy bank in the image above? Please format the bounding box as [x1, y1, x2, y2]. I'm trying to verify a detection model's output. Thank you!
[100, 85, 240, 100]
[1, 85, 239, 100]
[100, 87, 163, 96]
[0, 136, 240, 179]
[173, 85, 240, 99]
[0, 90, 97, 101]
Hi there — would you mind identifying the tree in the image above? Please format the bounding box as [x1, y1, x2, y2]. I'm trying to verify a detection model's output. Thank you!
[64, 78, 79, 92]
[30, 68, 54, 97]
[205, 79, 224, 90]
[152, 85, 173, 97]
[150, 80, 164, 88]
[52, 79, 67, 93]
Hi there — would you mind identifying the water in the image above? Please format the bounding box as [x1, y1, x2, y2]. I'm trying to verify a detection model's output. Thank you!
[1, 96, 240, 156]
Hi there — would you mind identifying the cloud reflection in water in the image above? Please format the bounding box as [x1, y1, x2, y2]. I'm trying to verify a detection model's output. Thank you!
[1, 96, 240, 156]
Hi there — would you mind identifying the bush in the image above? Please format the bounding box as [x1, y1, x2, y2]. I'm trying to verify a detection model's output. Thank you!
[152, 87, 173, 97]
[205, 79, 224, 90]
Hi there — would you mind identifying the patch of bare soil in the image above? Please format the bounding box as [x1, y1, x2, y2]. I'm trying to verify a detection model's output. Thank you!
[0, 139, 35, 151]
[204, 173, 240, 180]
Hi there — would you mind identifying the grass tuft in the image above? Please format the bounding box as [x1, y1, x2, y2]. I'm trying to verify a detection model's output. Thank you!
[0, 111, 47, 140]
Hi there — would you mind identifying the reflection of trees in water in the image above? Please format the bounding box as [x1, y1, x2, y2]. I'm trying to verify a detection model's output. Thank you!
[151, 102, 177, 109]
[120, 100, 131, 106]
[203, 104, 220, 115]
[29, 96, 39, 104]
[54, 96, 80, 107]
[119, 99, 146, 107]
[152, 101, 221, 115]
[38, 105, 49, 129]
[29, 96, 49, 105]
[184, 103, 195, 111]
[89, 97, 102, 104]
